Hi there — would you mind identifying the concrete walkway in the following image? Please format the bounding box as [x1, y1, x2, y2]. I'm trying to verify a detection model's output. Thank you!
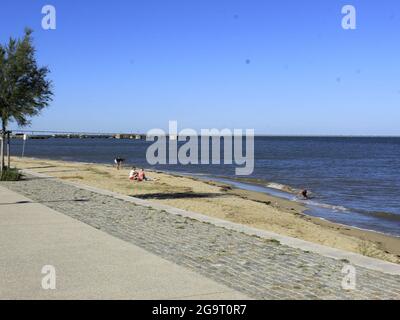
[0, 186, 249, 299]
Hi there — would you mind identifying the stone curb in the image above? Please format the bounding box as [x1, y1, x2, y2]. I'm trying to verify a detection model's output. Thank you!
[22, 169, 400, 276]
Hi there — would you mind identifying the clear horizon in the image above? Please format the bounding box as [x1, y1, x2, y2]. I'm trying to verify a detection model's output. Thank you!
[2, 0, 400, 135]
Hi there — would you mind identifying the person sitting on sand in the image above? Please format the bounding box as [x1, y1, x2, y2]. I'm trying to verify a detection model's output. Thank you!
[137, 168, 146, 182]
[129, 167, 138, 181]
[114, 157, 124, 170]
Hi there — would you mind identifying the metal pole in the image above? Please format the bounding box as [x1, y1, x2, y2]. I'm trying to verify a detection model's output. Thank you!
[0, 131, 4, 174]
[21, 134, 27, 158]
[6, 132, 10, 168]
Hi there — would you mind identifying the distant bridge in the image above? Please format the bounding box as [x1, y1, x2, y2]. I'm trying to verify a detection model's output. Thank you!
[9, 129, 147, 140]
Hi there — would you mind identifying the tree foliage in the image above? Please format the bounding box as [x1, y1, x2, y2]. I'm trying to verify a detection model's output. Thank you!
[0, 28, 53, 170]
[0, 28, 53, 130]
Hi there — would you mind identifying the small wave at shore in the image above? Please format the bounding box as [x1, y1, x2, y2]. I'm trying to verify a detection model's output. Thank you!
[265, 182, 294, 192]
[297, 199, 349, 212]
[358, 210, 400, 222]
[298, 198, 400, 222]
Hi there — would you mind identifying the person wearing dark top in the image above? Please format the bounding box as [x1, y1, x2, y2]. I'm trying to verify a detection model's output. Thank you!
[114, 157, 124, 170]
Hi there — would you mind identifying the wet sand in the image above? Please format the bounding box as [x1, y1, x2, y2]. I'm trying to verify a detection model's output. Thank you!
[10, 156, 400, 264]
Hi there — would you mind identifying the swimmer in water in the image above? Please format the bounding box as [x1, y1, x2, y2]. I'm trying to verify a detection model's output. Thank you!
[301, 189, 309, 199]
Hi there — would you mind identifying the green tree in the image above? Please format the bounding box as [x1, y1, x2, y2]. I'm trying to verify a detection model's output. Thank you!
[0, 28, 53, 172]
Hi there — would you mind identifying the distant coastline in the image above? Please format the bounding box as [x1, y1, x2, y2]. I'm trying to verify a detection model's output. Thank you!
[9, 129, 400, 139]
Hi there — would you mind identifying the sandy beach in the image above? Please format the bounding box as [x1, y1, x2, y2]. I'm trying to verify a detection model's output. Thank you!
[10, 156, 400, 264]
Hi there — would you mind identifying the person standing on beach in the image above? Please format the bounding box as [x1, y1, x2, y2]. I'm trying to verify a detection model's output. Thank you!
[114, 157, 124, 170]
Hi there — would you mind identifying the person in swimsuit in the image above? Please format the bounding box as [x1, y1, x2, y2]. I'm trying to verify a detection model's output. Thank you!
[129, 167, 138, 180]
[137, 168, 146, 182]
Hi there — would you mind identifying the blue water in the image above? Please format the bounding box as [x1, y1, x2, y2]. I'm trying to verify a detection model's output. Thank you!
[10, 136, 400, 236]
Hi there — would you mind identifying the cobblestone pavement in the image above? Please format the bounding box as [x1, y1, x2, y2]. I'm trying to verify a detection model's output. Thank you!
[2, 176, 400, 300]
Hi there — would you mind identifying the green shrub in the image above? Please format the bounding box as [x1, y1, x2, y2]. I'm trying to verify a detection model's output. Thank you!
[0, 168, 22, 181]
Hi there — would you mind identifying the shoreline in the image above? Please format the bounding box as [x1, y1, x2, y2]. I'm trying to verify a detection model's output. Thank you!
[192, 174, 400, 238]
[199, 175, 400, 239]
[8, 156, 400, 264]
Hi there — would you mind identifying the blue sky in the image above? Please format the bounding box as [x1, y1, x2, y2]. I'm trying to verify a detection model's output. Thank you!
[1, 0, 400, 135]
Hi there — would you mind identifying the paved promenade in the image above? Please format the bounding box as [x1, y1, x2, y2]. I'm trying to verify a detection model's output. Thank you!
[0, 185, 248, 299]
[1, 175, 400, 299]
